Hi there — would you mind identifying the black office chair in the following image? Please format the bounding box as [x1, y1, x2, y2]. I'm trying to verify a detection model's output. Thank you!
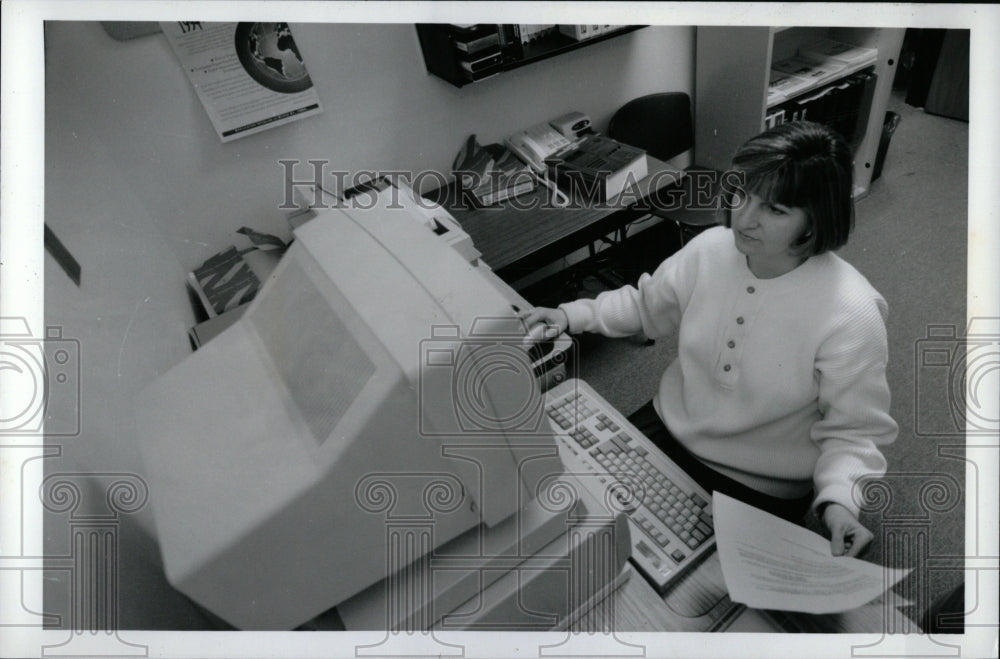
[607, 92, 722, 245]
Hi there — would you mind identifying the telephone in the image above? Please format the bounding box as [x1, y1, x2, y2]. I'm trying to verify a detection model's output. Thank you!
[505, 122, 574, 173]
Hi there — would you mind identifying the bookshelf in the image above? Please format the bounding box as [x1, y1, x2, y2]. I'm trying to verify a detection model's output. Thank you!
[695, 26, 904, 198]
[416, 24, 643, 87]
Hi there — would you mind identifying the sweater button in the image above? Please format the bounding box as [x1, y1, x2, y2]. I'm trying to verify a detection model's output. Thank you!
[747, 286, 755, 294]
[728, 340, 736, 348]
[723, 364, 732, 372]
[736, 316, 744, 324]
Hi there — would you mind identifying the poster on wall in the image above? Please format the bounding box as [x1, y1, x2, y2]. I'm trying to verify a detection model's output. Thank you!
[161, 21, 323, 142]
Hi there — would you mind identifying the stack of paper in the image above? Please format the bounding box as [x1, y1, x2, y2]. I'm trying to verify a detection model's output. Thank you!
[768, 69, 812, 105]
[801, 38, 878, 66]
[772, 54, 848, 86]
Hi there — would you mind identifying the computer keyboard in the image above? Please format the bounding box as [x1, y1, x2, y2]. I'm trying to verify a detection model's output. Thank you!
[544, 379, 715, 594]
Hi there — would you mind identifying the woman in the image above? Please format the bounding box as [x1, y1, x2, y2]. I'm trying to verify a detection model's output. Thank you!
[521, 121, 897, 558]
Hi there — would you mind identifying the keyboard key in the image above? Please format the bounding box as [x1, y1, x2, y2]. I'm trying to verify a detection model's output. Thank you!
[671, 549, 686, 563]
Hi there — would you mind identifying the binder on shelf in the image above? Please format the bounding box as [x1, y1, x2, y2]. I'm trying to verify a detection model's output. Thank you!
[496, 25, 522, 60]
[851, 71, 878, 144]
[765, 108, 785, 129]
[768, 70, 877, 148]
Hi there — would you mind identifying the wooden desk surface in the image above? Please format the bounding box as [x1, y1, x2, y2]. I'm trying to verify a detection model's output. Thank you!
[430, 157, 683, 279]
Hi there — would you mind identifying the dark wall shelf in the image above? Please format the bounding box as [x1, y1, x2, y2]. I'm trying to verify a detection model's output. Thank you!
[416, 24, 644, 87]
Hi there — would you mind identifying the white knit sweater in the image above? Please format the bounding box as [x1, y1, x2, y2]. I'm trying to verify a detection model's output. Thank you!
[559, 226, 898, 517]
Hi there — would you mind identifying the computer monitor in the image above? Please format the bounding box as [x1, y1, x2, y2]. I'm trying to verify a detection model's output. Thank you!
[135, 201, 564, 630]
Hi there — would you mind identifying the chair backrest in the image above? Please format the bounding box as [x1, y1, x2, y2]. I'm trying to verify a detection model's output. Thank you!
[606, 92, 694, 163]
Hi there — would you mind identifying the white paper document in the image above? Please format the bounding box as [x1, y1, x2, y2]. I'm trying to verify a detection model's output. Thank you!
[713, 492, 911, 614]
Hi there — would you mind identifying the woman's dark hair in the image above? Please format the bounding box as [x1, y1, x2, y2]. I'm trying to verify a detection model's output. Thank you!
[721, 121, 855, 255]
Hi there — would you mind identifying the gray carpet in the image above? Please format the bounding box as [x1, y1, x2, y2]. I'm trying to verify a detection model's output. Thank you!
[575, 91, 969, 620]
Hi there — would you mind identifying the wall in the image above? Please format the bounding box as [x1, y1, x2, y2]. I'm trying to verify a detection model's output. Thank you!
[42, 21, 693, 600]
[46, 22, 693, 271]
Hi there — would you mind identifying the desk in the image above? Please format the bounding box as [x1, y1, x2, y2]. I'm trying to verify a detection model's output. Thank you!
[319, 549, 920, 634]
[426, 156, 683, 283]
[581, 554, 922, 633]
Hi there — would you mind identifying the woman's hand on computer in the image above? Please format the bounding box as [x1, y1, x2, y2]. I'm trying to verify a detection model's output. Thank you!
[823, 502, 873, 558]
[519, 307, 569, 344]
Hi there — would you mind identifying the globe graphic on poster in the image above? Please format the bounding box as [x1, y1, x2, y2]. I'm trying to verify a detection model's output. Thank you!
[235, 22, 313, 94]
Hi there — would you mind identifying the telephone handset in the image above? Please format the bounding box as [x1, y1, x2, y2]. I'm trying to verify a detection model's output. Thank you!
[505, 123, 573, 173]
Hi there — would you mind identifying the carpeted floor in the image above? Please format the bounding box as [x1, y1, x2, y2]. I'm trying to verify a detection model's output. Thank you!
[569, 90, 969, 621]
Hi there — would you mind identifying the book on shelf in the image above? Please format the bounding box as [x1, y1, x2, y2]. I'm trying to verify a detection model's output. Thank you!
[549, 134, 647, 203]
[850, 71, 878, 144]
[454, 31, 500, 56]
[558, 25, 619, 41]
[518, 24, 557, 44]
[799, 38, 877, 66]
